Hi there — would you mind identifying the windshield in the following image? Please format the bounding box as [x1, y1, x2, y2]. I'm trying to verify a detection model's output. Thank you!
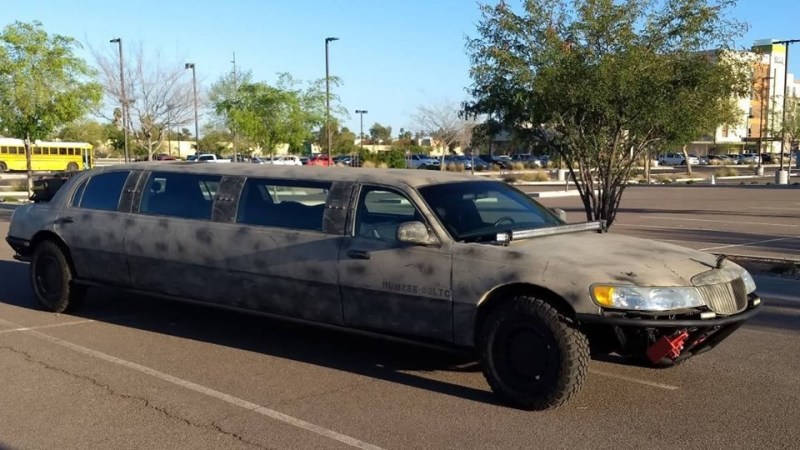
[418, 181, 564, 242]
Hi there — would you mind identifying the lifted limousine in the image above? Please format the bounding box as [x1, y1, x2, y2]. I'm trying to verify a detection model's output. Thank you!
[5, 163, 761, 410]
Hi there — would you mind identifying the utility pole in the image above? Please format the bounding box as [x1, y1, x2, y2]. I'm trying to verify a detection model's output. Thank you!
[185, 63, 199, 154]
[231, 51, 238, 163]
[356, 109, 367, 166]
[110, 38, 129, 163]
[325, 37, 339, 166]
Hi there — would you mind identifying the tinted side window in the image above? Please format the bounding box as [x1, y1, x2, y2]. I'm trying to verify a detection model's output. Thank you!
[355, 187, 423, 242]
[79, 171, 129, 211]
[71, 179, 88, 207]
[139, 172, 221, 220]
[237, 179, 330, 231]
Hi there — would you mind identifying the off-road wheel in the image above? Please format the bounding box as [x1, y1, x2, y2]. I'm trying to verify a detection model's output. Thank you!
[480, 296, 589, 410]
[66, 162, 79, 171]
[30, 240, 85, 313]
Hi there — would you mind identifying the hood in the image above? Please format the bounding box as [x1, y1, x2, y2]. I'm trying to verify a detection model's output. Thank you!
[504, 231, 742, 287]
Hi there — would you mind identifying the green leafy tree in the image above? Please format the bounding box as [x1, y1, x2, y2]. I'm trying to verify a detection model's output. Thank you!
[465, 0, 750, 226]
[0, 21, 101, 192]
[56, 120, 109, 151]
[369, 122, 393, 144]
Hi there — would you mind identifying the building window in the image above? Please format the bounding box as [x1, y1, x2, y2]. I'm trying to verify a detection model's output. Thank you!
[722, 126, 729, 138]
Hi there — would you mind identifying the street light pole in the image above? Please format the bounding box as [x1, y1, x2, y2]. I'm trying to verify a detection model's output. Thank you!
[231, 51, 238, 163]
[325, 37, 339, 166]
[110, 38, 129, 163]
[185, 63, 200, 154]
[775, 39, 800, 173]
[355, 109, 367, 166]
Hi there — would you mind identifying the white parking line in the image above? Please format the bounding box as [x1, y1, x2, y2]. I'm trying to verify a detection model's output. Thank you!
[0, 317, 383, 450]
[700, 236, 799, 251]
[589, 369, 680, 390]
[643, 216, 799, 228]
[0, 318, 97, 334]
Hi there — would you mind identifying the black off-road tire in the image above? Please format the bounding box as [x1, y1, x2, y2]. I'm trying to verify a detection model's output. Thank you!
[480, 296, 589, 410]
[30, 240, 85, 313]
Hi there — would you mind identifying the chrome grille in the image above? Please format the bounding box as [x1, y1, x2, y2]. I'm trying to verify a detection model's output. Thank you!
[697, 278, 748, 315]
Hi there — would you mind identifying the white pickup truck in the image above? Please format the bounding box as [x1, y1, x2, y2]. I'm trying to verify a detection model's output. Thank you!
[190, 154, 231, 163]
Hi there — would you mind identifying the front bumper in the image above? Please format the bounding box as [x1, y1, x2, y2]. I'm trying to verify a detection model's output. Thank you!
[577, 295, 761, 363]
[5, 236, 31, 260]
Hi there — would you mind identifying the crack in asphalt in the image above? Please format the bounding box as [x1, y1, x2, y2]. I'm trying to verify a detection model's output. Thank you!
[0, 345, 269, 449]
[211, 413, 276, 450]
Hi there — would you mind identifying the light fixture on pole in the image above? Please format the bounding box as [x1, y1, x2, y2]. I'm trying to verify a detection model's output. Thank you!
[774, 38, 800, 176]
[355, 109, 367, 166]
[325, 37, 339, 166]
[110, 38, 129, 163]
[185, 63, 200, 154]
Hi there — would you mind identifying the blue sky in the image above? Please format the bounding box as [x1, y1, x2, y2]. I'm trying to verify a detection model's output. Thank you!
[7, 0, 800, 135]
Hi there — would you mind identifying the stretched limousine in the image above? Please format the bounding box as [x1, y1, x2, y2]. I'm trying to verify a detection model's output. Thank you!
[5, 163, 761, 410]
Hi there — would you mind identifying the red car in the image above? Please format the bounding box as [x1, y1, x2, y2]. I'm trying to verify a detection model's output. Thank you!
[308, 154, 332, 166]
[155, 153, 177, 161]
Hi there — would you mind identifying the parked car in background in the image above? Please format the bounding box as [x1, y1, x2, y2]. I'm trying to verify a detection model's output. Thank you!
[478, 154, 513, 169]
[299, 156, 310, 165]
[193, 154, 231, 163]
[154, 153, 177, 161]
[738, 153, 761, 165]
[658, 153, 699, 166]
[266, 155, 303, 166]
[308, 154, 333, 166]
[407, 154, 439, 170]
[697, 155, 709, 165]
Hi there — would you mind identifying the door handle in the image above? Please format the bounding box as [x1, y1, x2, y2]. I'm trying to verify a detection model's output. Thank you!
[347, 250, 371, 260]
[56, 217, 74, 225]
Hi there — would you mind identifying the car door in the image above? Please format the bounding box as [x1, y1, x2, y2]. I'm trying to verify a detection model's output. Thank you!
[57, 169, 136, 286]
[124, 170, 225, 300]
[339, 184, 453, 341]
[207, 177, 348, 323]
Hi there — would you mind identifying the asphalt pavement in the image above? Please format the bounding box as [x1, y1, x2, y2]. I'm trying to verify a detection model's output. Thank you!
[1, 187, 799, 449]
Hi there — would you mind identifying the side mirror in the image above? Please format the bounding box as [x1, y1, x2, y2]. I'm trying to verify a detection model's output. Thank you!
[551, 208, 567, 222]
[397, 221, 439, 246]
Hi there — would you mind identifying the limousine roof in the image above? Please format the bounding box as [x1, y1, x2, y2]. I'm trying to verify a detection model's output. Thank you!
[95, 162, 483, 188]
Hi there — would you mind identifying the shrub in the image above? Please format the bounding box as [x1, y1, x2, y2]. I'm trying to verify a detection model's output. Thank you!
[446, 163, 465, 172]
[519, 170, 550, 182]
[2, 196, 19, 203]
[686, 180, 695, 185]
[378, 162, 388, 169]
[361, 160, 376, 168]
[502, 174, 517, 183]
[715, 167, 739, 177]
[474, 165, 486, 172]
[11, 180, 27, 191]
[512, 162, 526, 171]
[709, 159, 724, 166]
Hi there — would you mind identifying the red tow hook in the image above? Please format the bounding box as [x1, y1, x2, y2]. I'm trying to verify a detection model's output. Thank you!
[646, 330, 690, 364]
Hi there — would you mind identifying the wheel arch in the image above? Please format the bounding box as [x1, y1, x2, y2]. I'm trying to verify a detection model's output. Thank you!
[29, 231, 77, 274]
[473, 283, 576, 346]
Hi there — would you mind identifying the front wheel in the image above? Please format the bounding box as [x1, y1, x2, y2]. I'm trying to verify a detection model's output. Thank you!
[30, 240, 85, 313]
[480, 296, 588, 410]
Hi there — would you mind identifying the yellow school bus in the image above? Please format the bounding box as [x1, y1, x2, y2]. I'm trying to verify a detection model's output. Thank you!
[0, 138, 93, 173]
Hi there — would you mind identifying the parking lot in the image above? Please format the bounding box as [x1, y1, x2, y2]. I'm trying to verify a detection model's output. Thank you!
[1, 185, 799, 449]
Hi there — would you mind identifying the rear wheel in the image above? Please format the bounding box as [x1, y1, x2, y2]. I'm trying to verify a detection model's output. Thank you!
[30, 240, 85, 313]
[480, 296, 589, 410]
[66, 162, 79, 171]
[0, 161, 7, 173]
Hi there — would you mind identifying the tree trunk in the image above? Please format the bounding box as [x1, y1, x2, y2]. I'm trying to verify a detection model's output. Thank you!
[681, 145, 692, 176]
[645, 149, 651, 184]
[24, 135, 33, 199]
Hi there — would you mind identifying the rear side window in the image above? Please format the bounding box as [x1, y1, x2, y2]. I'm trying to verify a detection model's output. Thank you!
[139, 172, 221, 220]
[237, 179, 330, 231]
[78, 171, 129, 211]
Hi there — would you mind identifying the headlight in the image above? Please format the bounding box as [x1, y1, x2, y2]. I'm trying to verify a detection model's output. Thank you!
[592, 285, 705, 312]
[740, 269, 757, 294]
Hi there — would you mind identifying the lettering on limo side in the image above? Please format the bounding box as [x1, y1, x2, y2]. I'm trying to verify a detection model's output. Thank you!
[382, 281, 451, 299]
